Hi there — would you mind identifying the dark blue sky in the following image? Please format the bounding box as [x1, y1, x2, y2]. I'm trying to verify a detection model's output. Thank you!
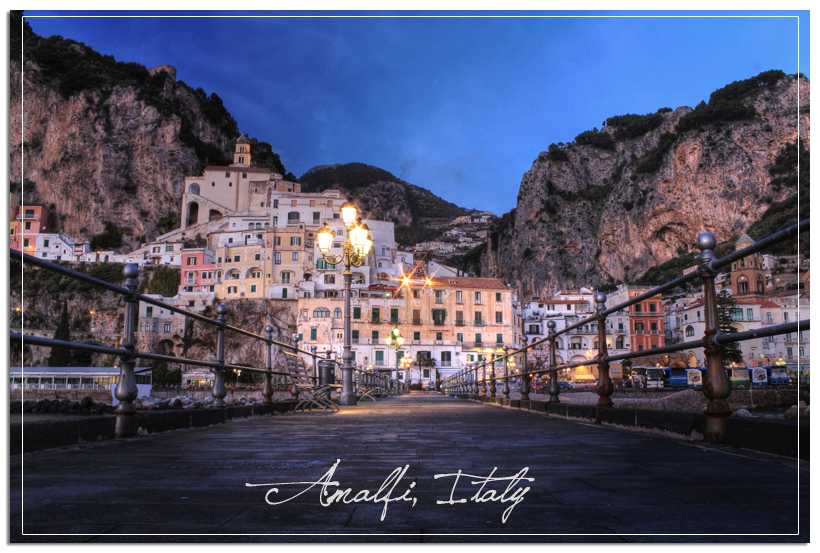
[22, 11, 810, 214]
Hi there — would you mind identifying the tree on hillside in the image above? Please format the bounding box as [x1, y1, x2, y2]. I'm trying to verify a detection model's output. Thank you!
[716, 290, 744, 365]
[48, 301, 73, 366]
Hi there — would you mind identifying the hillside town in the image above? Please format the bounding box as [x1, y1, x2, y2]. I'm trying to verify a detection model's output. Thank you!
[11, 135, 810, 388]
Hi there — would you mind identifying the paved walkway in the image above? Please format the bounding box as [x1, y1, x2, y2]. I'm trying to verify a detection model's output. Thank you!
[9, 392, 809, 543]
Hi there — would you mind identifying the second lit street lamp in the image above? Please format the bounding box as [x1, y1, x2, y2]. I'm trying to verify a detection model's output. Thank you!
[317, 202, 373, 406]
[385, 325, 405, 386]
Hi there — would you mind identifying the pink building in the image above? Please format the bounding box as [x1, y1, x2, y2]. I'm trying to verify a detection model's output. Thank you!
[10, 204, 52, 253]
[179, 248, 217, 294]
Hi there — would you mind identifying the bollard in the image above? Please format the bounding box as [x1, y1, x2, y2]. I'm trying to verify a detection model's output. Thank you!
[114, 264, 140, 439]
[595, 292, 614, 422]
[697, 233, 733, 444]
[262, 324, 274, 404]
[502, 346, 511, 399]
[212, 304, 228, 407]
[520, 329, 531, 401]
[547, 321, 560, 403]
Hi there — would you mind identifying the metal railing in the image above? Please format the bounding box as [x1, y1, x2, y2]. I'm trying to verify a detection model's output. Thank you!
[442, 221, 810, 444]
[10, 250, 404, 438]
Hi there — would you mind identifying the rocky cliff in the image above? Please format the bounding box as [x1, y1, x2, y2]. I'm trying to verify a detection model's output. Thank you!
[483, 71, 809, 298]
[10, 15, 246, 249]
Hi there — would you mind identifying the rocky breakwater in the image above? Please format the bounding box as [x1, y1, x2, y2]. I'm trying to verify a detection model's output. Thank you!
[12, 396, 114, 416]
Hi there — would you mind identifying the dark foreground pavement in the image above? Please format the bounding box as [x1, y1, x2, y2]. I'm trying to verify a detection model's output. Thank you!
[9, 392, 809, 543]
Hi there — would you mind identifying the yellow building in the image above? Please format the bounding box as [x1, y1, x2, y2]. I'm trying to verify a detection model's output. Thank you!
[296, 276, 514, 385]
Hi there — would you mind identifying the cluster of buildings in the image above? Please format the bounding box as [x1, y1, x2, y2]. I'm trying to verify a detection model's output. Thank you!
[12, 134, 810, 386]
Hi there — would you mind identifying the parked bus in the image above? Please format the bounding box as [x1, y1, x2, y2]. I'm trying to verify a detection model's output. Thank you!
[686, 368, 705, 389]
[749, 367, 768, 387]
[666, 367, 688, 387]
[645, 367, 665, 389]
[763, 365, 790, 386]
[629, 367, 647, 388]
[726, 367, 750, 387]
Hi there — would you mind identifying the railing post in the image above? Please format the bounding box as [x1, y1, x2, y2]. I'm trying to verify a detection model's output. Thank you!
[212, 304, 228, 407]
[290, 334, 301, 400]
[114, 264, 139, 438]
[262, 324, 274, 404]
[547, 321, 560, 403]
[491, 354, 498, 398]
[595, 292, 614, 422]
[520, 329, 530, 400]
[311, 345, 318, 382]
[697, 232, 733, 444]
[502, 346, 511, 399]
[480, 361, 487, 399]
[474, 364, 479, 399]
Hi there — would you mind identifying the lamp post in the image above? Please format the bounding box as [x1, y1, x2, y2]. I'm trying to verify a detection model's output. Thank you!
[385, 325, 405, 389]
[316, 203, 373, 406]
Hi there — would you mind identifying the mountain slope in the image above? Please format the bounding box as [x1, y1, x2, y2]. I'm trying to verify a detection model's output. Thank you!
[482, 71, 809, 297]
[299, 163, 475, 245]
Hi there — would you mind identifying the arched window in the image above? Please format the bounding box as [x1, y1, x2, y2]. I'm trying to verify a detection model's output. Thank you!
[248, 223, 254, 229]
[188, 182, 200, 195]
[737, 275, 749, 294]
[333, 308, 342, 319]
[313, 307, 331, 318]
[685, 325, 695, 337]
[756, 275, 765, 293]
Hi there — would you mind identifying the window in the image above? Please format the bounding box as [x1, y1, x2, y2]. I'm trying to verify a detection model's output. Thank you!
[290, 237, 301, 246]
[372, 330, 380, 341]
[616, 338, 624, 348]
[310, 328, 317, 341]
[475, 312, 483, 325]
[495, 311, 503, 324]
[313, 307, 330, 318]
[146, 306, 153, 317]
[496, 333, 503, 344]
[166, 244, 173, 252]
[313, 212, 321, 224]
[496, 292, 502, 302]
[372, 308, 381, 322]
[475, 333, 482, 344]
[352, 330, 359, 344]
[324, 274, 335, 284]
[255, 253, 261, 261]
[685, 326, 695, 337]
[281, 272, 291, 284]
[456, 291, 463, 304]
[275, 236, 281, 246]
[375, 351, 384, 365]
[475, 292, 482, 304]
[457, 332, 463, 342]
[287, 212, 300, 223]
[436, 332, 443, 341]
[250, 284, 257, 293]
[233, 255, 240, 262]
[163, 323, 171, 333]
[435, 290, 444, 304]
[413, 289, 420, 299]
[353, 307, 361, 319]
[391, 308, 399, 324]
[432, 309, 446, 325]
[24, 222, 31, 230]
[43, 239, 49, 248]
[275, 252, 281, 265]
[635, 304, 642, 313]
[23, 239, 29, 248]
[333, 308, 342, 319]
[292, 252, 299, 261]
[747, 308, 754, 320]
[649, 303, 656, 313]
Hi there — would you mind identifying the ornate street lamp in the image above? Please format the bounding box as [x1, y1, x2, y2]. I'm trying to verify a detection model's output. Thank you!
[316, 205, 373, 406]
[385, 325, 405, 383]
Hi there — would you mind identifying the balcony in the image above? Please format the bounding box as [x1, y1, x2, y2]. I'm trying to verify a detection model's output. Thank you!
[455, 320, 466, 327]
[411, 318, 422, 325]
[370, 318, 382, 324]
[474, 320, 484, 327]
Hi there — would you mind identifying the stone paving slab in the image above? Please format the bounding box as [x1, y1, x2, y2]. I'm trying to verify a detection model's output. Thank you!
[9, 392, 809, 543]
